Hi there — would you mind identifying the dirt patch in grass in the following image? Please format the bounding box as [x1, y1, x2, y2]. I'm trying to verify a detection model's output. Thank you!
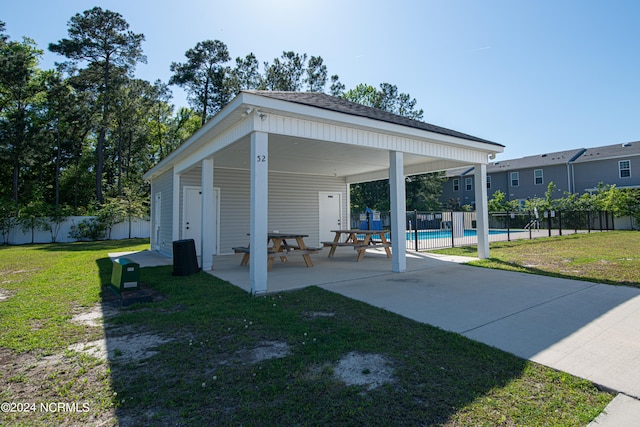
[0, 347, 116, 426]
[71, 305, 120, 327]
[0, 288, 11, 301]
[333, 351, 395, 390]
[303, 311, 336, 318]
[246, 340, 291, 364]
[68, 333, 174, 363]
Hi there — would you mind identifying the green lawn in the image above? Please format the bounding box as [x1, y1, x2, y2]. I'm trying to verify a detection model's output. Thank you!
[0, 239, 613, 426]
[432, 230, 640, 287]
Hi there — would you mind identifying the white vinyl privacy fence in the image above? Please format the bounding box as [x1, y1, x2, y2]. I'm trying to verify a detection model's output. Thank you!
[3, 216, 150, 245]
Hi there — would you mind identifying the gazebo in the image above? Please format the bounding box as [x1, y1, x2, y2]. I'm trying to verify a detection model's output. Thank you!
[143, 91, 504, 294]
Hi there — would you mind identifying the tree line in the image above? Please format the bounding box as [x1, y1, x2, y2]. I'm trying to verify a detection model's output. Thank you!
[1, 6, 438, 240]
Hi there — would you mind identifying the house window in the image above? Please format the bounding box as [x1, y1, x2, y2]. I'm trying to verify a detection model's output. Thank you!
[619, 160, 631, 178]
[510, 172, 519, 187]
[534, 169, 543, 185]
[465, 177, 473, 191]
[486, 175, 492, 189]
[453, 178, 460, 191]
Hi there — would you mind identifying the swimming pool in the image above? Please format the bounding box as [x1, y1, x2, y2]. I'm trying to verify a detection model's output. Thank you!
[405, 229, 511, 240]
[357, 229, 518, 241]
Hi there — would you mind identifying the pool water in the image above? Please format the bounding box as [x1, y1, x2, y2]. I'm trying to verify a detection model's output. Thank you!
[358, 229, 517, 241]
[405, 229, 510, 240]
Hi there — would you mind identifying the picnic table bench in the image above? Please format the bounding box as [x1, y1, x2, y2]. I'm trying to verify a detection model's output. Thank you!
[233, 233, 321, 271]
[322, 229, 391, 262]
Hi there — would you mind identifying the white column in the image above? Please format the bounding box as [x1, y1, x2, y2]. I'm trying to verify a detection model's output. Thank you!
[346, 183, 351, 230]
[250, 131, 269, 294]
[201, 157, 215, 270]
[172, 170, 180, 244]
[474, 163, 490, 259]
[389, 151, 406, 272]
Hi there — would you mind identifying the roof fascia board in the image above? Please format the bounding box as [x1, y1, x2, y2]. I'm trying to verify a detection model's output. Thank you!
[251, 111, 494, 164]
[243, 93, 503, 155]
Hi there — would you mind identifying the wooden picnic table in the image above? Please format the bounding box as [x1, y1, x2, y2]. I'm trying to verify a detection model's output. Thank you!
[322, 229, 392, 262]
[233, 233, 320, 271]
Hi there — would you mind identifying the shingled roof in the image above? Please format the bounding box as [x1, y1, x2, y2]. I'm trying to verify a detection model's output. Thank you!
[488, 149, 585, 172]
[572, 141, 640, 163]
[245, 91, 502, 147]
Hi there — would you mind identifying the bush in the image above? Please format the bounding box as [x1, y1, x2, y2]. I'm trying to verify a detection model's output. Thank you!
[68, 218, 106, 241]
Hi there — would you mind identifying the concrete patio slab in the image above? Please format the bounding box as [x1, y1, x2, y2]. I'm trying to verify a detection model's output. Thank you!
[108, 250, 173, 268]
[208, 247, 449, 293]
[588, 393, 640, 426]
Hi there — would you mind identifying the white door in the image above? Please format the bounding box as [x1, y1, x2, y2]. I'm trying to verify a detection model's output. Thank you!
[183, 187, 202, 254]
[319, 192, 342, 243]
[183, 186, 220, 256]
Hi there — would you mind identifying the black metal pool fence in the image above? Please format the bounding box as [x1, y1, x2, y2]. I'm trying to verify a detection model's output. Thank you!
[351, 210, 614, 251]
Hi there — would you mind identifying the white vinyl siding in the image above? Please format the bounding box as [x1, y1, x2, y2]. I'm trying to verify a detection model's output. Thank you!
[152, 170, 174, 256]
[177, 168, 348, 254]
[267, 173, 347, 249]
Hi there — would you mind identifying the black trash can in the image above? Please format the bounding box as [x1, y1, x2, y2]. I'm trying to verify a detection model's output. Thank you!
[172, 239, 200, 276]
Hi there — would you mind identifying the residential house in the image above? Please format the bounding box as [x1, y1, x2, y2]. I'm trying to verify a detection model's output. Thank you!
[571, 141, 640, 193]
[441, 149, 584, 207]
[441, 141, 640, 208]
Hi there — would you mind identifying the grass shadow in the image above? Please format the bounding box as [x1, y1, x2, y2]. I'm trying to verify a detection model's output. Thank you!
[33, 238, 150, 253]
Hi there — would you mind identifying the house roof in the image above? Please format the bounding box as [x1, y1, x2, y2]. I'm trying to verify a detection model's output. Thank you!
[487, 149, 585, 172]
[245, 91, 502, 147]
[571, 141, 640, 163]
[443, 140, 640, 179]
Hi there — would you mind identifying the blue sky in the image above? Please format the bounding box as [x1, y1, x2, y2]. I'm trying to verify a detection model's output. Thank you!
[3, 0, 639, 160]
